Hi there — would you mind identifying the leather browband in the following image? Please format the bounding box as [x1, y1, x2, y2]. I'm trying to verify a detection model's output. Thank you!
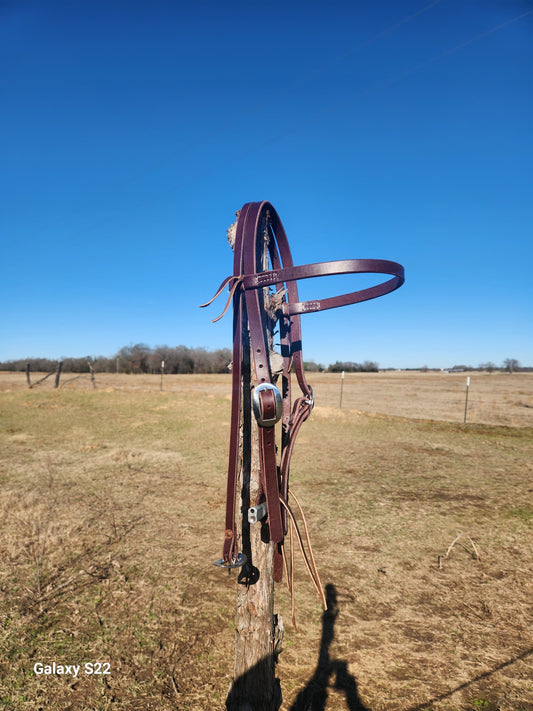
[242, 258, 404, 315]
[201, 201, 404, 599]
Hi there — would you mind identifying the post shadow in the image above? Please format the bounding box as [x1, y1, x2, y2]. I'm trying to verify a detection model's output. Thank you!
[225, 583, 368, 711]
[225, 652, 282, 711]
[289, 583, 370, 711]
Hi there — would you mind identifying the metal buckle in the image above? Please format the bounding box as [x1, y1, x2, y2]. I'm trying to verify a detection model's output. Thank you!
[304, 385, 314, 409]
[213, 553, 247, 569]
[253, 383, 282, 427]
[248, 502, 268, 524]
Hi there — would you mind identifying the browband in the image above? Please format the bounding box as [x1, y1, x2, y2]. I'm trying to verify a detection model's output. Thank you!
[204, 258, 403, 322]
[243, 258, 404, 315]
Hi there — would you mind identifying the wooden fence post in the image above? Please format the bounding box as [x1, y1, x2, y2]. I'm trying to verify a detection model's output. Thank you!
[226, 216, 282, 711]
[54, 361, 63, 389]
[89, 362, 96, 389]
[463, 375, 470, 425]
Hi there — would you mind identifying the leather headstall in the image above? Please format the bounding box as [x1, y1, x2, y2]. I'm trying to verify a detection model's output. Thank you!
[201, 201, 404, 605]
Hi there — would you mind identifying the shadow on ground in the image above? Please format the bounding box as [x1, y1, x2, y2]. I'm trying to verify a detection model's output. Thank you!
[226, 583, 369, 710]
[289, 583, 369, 711]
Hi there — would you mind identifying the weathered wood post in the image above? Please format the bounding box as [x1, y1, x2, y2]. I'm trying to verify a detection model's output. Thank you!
[54, 361, 63, 389]
[26, 363, 31, 388]
[89, 362, 96, 389]
[226, 215, 282, 711]
[463, 375, 470, 425]
[339, 370, 345, 408]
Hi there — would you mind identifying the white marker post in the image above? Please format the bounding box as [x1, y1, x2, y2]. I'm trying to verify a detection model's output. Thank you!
[463, 376, 470, 425]
[339, 370, 345, 408]
[161, 360, 165, 392]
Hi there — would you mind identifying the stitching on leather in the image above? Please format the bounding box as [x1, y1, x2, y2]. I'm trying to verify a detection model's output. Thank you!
[303, 301, 320, 311]
[255, 271, 278, 286]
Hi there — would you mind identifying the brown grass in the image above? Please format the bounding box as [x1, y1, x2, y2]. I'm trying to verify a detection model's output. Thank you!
[4, 370, 532, 427]
[0, 371, 532, 710]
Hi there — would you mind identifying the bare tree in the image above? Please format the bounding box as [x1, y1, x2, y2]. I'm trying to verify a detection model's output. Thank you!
[503, 358, 520, 374]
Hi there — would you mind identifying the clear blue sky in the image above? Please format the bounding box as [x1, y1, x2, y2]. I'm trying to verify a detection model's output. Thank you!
[1, 0, 531, 369]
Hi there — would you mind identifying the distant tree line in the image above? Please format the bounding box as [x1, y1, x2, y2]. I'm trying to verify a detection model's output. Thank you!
[0, 348, 528, 375]
[0, 344, 232, 375]
[114, 344, 233, 374]
[327, 360, 379, 373]
[415, 359, 530, 373]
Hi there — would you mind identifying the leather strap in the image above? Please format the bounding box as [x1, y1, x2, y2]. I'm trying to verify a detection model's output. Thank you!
[243, 258, 404, 315]
[201, 201, 404, 571]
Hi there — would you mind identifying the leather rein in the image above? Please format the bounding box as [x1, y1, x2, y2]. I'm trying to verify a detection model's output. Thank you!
[202, 201, 404, 605]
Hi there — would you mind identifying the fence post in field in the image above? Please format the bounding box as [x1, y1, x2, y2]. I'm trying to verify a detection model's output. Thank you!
[54, 361, 63, 389]
[463, 375, 470, 425]
[339, 370, 345, 408]
[26, 363, 31, 388]
[89, 362, 96, 389]
[226, 216, 282, 711]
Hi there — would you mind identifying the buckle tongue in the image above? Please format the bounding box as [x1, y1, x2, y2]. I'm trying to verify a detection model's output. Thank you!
[253, 383, 282, 427]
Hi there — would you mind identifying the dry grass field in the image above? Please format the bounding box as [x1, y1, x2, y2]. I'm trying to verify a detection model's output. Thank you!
[0, 371, 532, 710]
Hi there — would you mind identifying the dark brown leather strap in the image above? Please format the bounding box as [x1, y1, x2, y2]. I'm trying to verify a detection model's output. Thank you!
[202, 201, 404, 569]
[243, 258, 404, 315]
[219, 202, 250, 566]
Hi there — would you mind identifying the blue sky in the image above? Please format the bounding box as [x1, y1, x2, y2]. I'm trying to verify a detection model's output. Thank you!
[1, 0, 531, 369]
